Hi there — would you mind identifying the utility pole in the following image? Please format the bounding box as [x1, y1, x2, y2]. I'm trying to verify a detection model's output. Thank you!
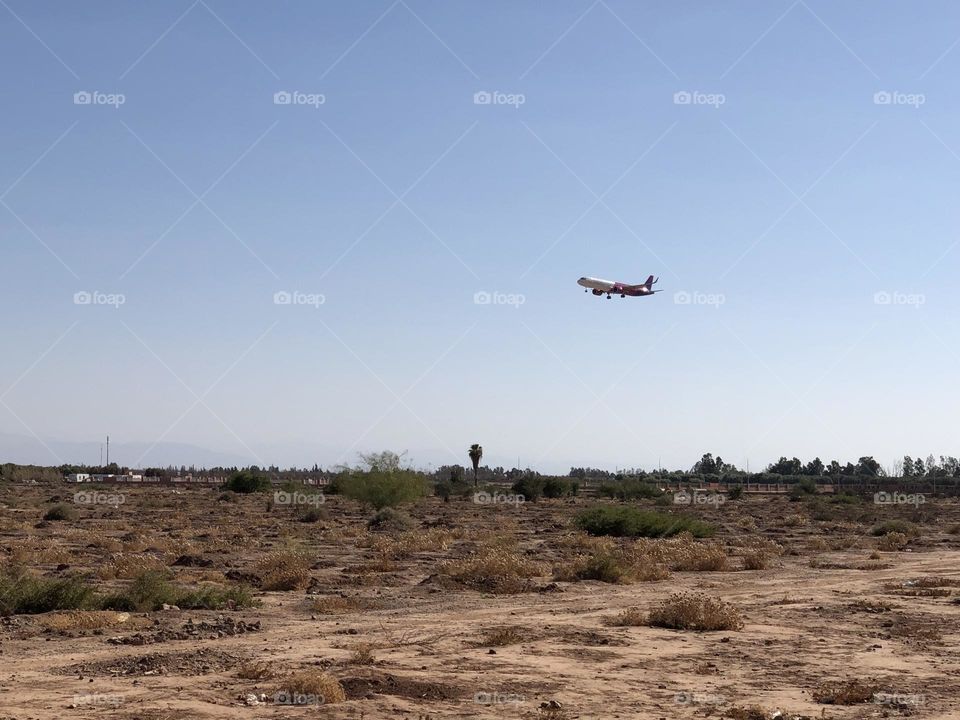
[106, 435, 110, 466]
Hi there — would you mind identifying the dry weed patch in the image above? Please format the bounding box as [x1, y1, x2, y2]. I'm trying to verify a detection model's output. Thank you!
[254, 550, 312, 591]
[812, 679, 880, 705]
[647, 592, 744, 631]
[369, 528, 454, 559]
[603, 607, 646, 627]
[274, 670, 346, 703]
[440, 548, 544, 593]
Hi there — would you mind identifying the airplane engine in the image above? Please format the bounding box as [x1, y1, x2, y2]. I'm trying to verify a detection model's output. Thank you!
[591, 289, 603, 296]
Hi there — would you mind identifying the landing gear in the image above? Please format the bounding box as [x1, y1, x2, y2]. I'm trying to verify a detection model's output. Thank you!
[606, 295, 611, 299]
[620, 294, 626, 298]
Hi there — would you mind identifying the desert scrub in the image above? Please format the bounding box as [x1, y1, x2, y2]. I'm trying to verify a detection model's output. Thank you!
[876, 532, 908, 551]
[274, 670, 346, 704]
[367, 507, 416, 531]
[554, 545, 669, 584]
[100, 570, 256, 611]
[42, 503, 78, 522]
[871, 520, 919, 537]
[647, 592, 744, 631]
[575, 506, 715, 538]
[0, 569, 96, 615]
[440, 548, 544, 593]
[97, 552, 168, 580]
[739, 539, 783, 570]
[339, 469, 428, 510]
[222, 469, 271, 493]
[254, 550, 312, 590]
[812, 679, 880, 705]
[603, 606, 646, 626]
[368, 528, 454, 559]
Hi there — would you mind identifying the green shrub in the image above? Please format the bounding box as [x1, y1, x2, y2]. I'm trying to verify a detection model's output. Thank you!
[0, 570, 96, 615]
[542, 477, 573, 498]
[367, 507, 416, 531]
[297, 506, 327, 523]
[871, 520, 919, 537]
[223, 469, 271, 494]
[789, 477, 818, 500]
[100, 570, 257, 611]
[727, 485, 744, 501]
[597, 479, 664, 500]
[43, 503, 77, 521]
[511, 476, 545, 502]
[339, 469, 428, 510]
[575, 506, 715, 538]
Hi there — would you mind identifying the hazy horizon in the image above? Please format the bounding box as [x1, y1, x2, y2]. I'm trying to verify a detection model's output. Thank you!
[4, 2, 959, 475]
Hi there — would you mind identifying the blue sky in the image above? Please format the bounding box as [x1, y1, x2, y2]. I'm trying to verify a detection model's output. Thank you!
[2, 1, 958, 473]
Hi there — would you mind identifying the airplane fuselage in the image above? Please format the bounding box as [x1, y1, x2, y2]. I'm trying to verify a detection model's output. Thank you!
[577, 276, 657, 297]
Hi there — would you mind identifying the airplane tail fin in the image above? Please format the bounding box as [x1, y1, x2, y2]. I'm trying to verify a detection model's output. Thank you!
[643, 275, 658, 289]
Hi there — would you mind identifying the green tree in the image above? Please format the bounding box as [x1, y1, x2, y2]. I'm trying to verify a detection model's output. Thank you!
[692, 453, 717, 474]
[468, 444, 483, 487]
[901, 455, 915, 477]
[803, 457, 825, 476]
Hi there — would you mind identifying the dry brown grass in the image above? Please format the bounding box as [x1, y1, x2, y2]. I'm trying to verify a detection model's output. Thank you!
[237, 660, 275, 680]
[255, 549, 312, 591]
[647, 592, 744, 631]
[812, 679, 879, 705]
[368, 528, 455, 559]
[740, 539, 783, 570]
[348, 642, 377, 665]
[603, 606, 646, 627]
[476, 626, 526, 646]
[440, 548, 545, 593]
[97, 552, 168, 580]
[37, 610, 141, 632]
[7, 539, 72, 566]
[877, 532, 908, 551]
[553, 533, 729, 584]
[782, 513, 808, 527]
[310, 595, 380, 614]
[274, 670, 346, 703]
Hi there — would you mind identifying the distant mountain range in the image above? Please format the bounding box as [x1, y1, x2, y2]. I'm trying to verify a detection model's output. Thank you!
[0, 432, 255, 469]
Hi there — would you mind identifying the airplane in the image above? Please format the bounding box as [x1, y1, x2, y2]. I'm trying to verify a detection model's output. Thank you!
[578, 275, 660, 299]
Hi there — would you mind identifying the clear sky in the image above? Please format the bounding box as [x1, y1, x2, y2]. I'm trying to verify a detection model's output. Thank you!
[2, 1, 958, 473]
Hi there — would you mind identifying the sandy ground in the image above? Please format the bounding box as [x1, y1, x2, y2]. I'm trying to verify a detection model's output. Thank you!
[0, 485, 958, 720]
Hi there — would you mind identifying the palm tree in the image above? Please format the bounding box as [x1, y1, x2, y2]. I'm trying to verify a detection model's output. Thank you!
[468, 444, 483, 487]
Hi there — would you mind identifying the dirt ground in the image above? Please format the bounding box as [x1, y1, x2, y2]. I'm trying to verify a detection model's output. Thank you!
[0, 483, 958, 720]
